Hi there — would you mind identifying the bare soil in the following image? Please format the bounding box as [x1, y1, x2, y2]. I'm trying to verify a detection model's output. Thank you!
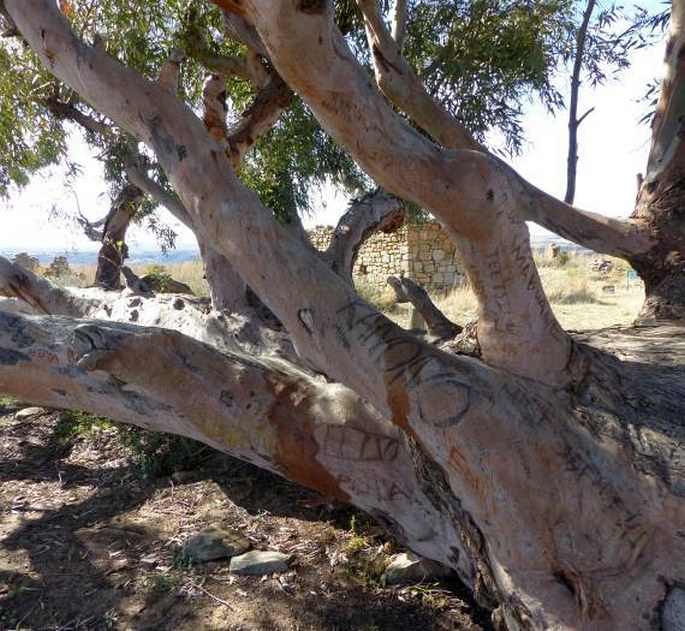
[0, 402, 490, 631]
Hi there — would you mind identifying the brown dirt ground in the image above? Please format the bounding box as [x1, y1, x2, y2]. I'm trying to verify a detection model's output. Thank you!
[0, 402, 491, 631]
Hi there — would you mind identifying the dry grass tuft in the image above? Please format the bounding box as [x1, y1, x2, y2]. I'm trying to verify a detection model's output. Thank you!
[132, 261, 209, 297]
[51, 250, 644, 332]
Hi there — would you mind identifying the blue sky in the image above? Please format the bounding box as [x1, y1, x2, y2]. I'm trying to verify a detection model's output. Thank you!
[0, 1, 669, 251]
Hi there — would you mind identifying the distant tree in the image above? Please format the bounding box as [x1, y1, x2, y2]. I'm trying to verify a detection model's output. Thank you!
[44, 255, 71, 279]
[11, 252, 39, 272]
[564, 1, 669, 204]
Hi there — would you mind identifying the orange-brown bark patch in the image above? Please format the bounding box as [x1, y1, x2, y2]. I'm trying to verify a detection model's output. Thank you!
[267, 377, 350, 503]
[385, 377, 419, 443]
[449, 446, 488, 510]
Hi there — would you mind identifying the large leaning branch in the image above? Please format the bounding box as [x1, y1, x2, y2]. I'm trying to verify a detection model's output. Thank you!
[0, 310, 474, 581]
[0, 256, 100, 317]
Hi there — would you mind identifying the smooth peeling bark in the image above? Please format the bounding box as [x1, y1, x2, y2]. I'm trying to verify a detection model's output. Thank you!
[387, 275, 462, 339]
[0, 310, 475, 580]
[631, 0, 685, 321]
[2, 309, 685, 629]
[26, 0, 568, 387]
[322, 190, 406, 285]
[124, 159, 249, 314]
[0, 255, 100, 317]
[226, 73, 292, 167]
[356, 0, 482, 153]
[4, 1, 499, 408]
[7, 2, 685, 629]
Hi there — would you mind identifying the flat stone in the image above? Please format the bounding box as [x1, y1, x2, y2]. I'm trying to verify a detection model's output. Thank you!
[229, 550, 292, 576]
[139, 554, 158, 568]
[182, 527, 251, 563]
[383, 552, 451, 585]
[15, 407, 46, 419]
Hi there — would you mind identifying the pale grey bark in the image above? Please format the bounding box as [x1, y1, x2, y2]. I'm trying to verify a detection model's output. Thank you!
[2, 2, 685, 630]
[387, 275, 462, 339]
[0, 255, 100, 317]
[355, 0, 650, 260]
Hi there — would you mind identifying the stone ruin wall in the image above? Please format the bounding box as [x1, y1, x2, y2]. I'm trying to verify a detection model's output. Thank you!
[308, 220, 463, 292]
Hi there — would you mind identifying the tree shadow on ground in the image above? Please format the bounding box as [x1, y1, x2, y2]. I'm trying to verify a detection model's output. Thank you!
[0, 411, 492, 630]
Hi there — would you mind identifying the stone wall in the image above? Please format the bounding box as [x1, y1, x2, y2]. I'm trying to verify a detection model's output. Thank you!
[308, 220, 463, 292]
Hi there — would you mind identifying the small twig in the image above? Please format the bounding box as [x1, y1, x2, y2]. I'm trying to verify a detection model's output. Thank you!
[189, 580, 234, 609]
[577, 106, 595, 126]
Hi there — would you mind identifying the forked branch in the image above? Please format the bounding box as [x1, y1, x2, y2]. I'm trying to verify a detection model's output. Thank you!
[387, 275, 462, 339]
[231, 0, 572, 383]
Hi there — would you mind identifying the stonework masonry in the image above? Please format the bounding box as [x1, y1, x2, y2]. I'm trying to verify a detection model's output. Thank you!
[308, 220, 463, 292]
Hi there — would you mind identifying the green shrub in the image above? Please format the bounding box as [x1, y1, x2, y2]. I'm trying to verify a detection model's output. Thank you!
[12, 252, 40, 272]
[354, 279, 397, 312]
[55, 409, 210, 476]
[556, 250, 570, 266]
[144, 265, 174, 292]
[54, 409, 115, 443]
[115, 426, 210, 476]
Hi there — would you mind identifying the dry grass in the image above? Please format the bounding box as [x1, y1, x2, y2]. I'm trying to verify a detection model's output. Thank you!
[131, 261, 209, 297]
[434, 285, 479, 322]
[416, 252, 643, 331]
[61, 251, 644, 331]
[64, 260, 210, 297]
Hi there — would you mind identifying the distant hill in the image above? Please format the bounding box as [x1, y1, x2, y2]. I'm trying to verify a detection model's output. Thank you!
[1, 247, 202, 268]
[1, 233, 588, 271]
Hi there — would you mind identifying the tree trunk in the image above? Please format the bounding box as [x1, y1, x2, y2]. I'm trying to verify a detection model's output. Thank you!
[0, 287, 683, 630]
[564, 0, 596, 205]
[2, 2, 685, 629]
[631, 1, 685, 321]
[94, 184, 144, 289]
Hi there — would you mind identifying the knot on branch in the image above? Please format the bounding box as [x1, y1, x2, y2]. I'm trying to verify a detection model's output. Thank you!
[70, 323, 126, 371]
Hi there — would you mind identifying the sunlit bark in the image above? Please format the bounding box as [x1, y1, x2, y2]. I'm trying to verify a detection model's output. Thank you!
[2, 2, 685, 629]
[631, 0, 685, 321]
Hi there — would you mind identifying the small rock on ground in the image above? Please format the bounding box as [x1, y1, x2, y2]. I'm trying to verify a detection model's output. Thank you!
[15, 407, 47, 419]
[182, 527, 251, 562]
[229, 550, 293, 575]
[384, 552, 451, 585]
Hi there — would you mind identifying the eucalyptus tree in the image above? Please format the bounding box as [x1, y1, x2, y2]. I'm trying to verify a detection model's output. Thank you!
[564, 1, 670, 204]
[0, 1, 684, 630]
[0, 0, 576, 288]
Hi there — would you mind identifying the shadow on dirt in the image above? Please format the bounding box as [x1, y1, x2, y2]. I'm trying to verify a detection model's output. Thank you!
[0, 410, 492, 630]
